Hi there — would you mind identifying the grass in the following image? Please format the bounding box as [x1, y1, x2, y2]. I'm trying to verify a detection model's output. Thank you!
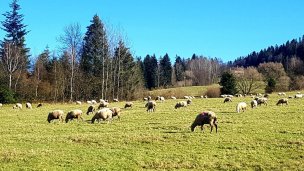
[0, 92, 303, 170]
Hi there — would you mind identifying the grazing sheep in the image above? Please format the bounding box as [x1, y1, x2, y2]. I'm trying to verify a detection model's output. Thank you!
[257, 97, 268, 106]
[0, 103, 2, 107]
[111, 107, 122, 119]
[175, 101, 188, 109]
[184, 96, 190, 99]
[13, 103, 22, 109]
[191, 111, 218, 133]
[124, 102, 133, 109]
[98, 101, 109, 109]
[65, 109, 83, 123]
[236, 102, 247, 113]
[76, 101, 82, 105]
[87, 100, 92, 105]
[26, 102, 32, 109]
[156, 96, 165, 102]
[187, 99, 192, 105]
[171, 96, 176, 99]
[235, 94, 243, 97]
[86, 105, 95, 115]
[147, 96, 152, 101]
[91, 100, 97, 104]
[276, 98, 288, 106]
[288, 96, 293, 99]
[47, 110, 64, 123]
[295, 94, 303, 98]
[251, 100, 258, 108]
[113, 98, 119, 102]
[145, 101, 156, 112]
[143, 97, 148, 101]
[91, 108, 113, 123]
[37, 103, 43, 108]
[223, 97, 232, 103]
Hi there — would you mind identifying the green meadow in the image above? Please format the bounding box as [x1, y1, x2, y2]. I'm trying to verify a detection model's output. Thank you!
[0, 91, 303, 170]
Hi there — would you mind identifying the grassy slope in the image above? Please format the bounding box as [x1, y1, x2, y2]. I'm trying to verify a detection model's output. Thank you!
[0, 91, 303, 170]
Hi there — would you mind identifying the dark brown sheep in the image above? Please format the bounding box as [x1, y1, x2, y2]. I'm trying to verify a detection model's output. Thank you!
[47, 110, 64, 123]
[223, 97, 232, 103]
[86, 105, 95, 115]
[276, 98, 288, 105]
[191, 111, 218, 133]
[145, 101, 156, 112]
[91, 108, 113, 123]
[124, 102, 133, 109]
[65, 109, 83, 123]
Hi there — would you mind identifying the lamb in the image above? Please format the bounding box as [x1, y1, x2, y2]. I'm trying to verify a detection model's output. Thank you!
[190, 111, 218, 133]
[65, 109, 83, 123]
[251, 100, 258, 108]
[13, 103, 22, 109]
[145, 101, 156, 112]
[76, 101, 82, 105]
[223, 97, 232, 103]
[276, 98, 288, 106]
[86, 105, 95, 115]
[236, 102, 247, 113]
[257, 97, 268, 106]
[91, 108, 113, 123]
[124, 102, 133, 109]
[37, 103, 43, 108]
[26, 102, 32, 109]
[111, 107, 122, 119]
[47, 110, 64, 123]
[98, 101, 109, 109]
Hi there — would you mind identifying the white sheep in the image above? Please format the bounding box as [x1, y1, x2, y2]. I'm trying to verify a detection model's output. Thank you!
[91, 100, 97, 104]
[47, 110, 64, 123]
[0, 103, 2, 107]
[65, 109, 83, 123]
[26, 102, 32, 109]
[91, 108, 113, 123]
[171, 96, 176, 99]
[13, 103, 22, 109]
[236, 102, 247, 113]
[76, 101, 82, 105]
[124, 102, 133, 109]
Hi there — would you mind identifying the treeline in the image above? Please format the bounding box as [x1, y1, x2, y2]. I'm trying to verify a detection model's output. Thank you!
[0, 0, 224, 103]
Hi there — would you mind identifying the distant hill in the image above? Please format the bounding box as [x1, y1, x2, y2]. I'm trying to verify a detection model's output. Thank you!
[230, 35, 304, 73]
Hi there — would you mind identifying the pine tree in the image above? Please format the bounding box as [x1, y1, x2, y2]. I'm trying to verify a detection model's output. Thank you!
[219, 72, 237, 95]
[159, 53, 172, 87]
[143, 54, 158, 89]
[174, 56, 185, 82]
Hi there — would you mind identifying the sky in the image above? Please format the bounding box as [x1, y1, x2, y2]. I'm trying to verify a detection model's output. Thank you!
[0, 0, 304, 62]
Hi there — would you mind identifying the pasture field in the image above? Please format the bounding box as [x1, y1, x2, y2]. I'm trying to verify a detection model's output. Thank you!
[0, 94, 303, 170]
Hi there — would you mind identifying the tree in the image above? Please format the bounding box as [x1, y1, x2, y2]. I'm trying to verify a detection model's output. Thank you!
[219, 71, 237, 95]
[265, 78, 276, 93]
[174, 56, 185, 82]
[234, 67, 264, 94]
[143, 55, 158, 89]
[159, 53, 172, 87]
[0, 0, 29, 91]
[59, 23, 82, 102]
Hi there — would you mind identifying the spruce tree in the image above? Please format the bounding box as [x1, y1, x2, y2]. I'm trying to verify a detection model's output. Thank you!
[143, 55, 158, 89]
[219, 72, 237, 95]
[159, 53, 172, 87]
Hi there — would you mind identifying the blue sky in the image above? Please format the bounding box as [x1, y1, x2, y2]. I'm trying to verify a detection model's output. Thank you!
[0, 0, 304, 62]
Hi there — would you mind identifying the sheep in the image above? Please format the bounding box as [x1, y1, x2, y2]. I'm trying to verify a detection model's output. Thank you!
[91, 100, 97, 104]
[111, 107, 122, 119]
[76, 101, 82, 105]
[264, 94, 270, 98]
[288, 96, 293, 99]
[171, 96, 176, 99]
[37, 103, 43, 108]
[184, 96, 190, 99]
[236, 102, 247, 113]
[257, 97, 268, 106]
[223, 97, 232, 103]
[113, 98, 119, 102]
[295, 94, 303, 98]
[145, 101, 156, 112]
[143, 97, 148, 101]
[86, 105, 95, 115]
[91, 108, 113, 123]
[98, 101, 109, 109]
[278, 92, 286, 96]
[13, 103, 22, 109]
[26, 102, 32, 109]
[187, 99, 192, 105]
[124, 102, 133, 109]
[175, 101, 188, 109]
[147, 96, 152, 101]
[276, 98, 288, 106]
[47, 110, 64, 123]
[87, 100, 92, 105]
[251, 100, 258, 108]
[65, 109, 83, 123]
[190, 111, 218, 133]
[0, 103, 2, 107]
[156, 96, 165, 102]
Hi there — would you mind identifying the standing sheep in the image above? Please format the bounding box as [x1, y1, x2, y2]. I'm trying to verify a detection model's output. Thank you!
[13, 103, 22, 109]
[251, 100, 258, 108]
[47, 110, 64, 123]
[236, 102, 247, 113]
[91, 108, 113, 123]
[124, 102, 133, 109]
[223, 97, 232, 103]
[276, 98, 288, 106]
[145, 101, 156, 112]
[86, 105, 95, 115]
[26, 102, 32, 109]
[191, 111, 218, 133]
[65, 109, 83, 123]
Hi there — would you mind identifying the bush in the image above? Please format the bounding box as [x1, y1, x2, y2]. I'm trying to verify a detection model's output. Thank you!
[0, 86, 16, 103]
[205, 87, 221, 98]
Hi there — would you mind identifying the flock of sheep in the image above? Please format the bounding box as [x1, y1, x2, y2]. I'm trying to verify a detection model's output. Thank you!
[1, 91, 302, 133]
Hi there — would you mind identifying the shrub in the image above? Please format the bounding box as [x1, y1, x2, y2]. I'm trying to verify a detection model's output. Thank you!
[205, 87, 221, 98]
[265, 78, 276, 93]
[0, 86, 16, 103]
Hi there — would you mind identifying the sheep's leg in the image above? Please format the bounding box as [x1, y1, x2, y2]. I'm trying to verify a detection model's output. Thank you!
[210, 124, 213, 133]
[200, 124, 204, 132]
